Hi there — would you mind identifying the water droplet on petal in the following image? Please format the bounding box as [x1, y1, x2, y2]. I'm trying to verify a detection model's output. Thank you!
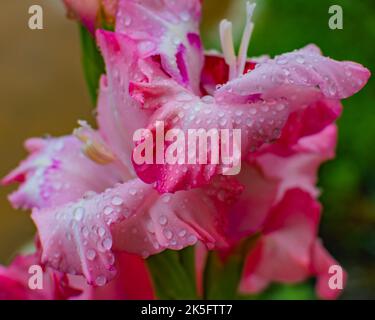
[95, 275, 106, 287]
[86, 249, 96, 261]
[159, 215, 168, 226]
[187, 234, 198, 244]
[201, 95, 214, 104]
[276, 56, 288, 65]
[98, 227, 106, 238]
[73, 207, 85, 221]
[81, 226, 89, 238]
[328, 84, 337, 96]
[111, 196, 123, 206]
[296, 55, 305, 64]
[163, 229, 173, 240]
[162, 195, 171, 203]
[103, 206, 113, 216]
[276, 104, 285, 111]
[102, 238, 113, 250]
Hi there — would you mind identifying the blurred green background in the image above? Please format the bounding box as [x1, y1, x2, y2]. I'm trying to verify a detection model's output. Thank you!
[0, 0, 374, 299]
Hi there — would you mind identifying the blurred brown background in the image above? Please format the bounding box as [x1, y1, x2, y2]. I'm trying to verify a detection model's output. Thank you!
[0, 0, 92, 263]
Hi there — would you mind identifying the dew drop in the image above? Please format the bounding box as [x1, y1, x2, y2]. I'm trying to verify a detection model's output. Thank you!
[163, 229, 173, 240]
[162, 195, 171, 203]
[276, 57, 288, 65]
[102, 238, 113, 250]
[178, 229, 187, 237]
[276, 104, 285, 111]
[111, 196, 123, 206]
[201, 95, 214, 104]
[103, 206, 113, 216]
[98, 227, 106, 238]
[159, 215, 168, 225]
[95, 275, 106, 287]
[187, 234, 198, 244]
[73, 207, 85, 221]
[328, 84, 337, 96]
[81, 226, 89, 238]
[86, 249, 96, 261]
[296, 55, 305, 64]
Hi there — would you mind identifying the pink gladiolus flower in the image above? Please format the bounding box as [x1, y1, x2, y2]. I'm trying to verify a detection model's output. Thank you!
[0, 251, 154, 300]
[1, 0, 370, 299]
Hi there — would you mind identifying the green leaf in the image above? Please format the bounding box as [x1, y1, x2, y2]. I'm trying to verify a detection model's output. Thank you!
[203, 234, 260, 300]
[146, 247, 198, 300]
[79, 25, 105, 105]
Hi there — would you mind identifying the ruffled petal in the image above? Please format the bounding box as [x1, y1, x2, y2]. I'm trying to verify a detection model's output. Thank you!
[32, 176, 240, 286]
[0, 254, 81, 300]
[262, 98, 342, 156]
[96, 30, 154, 173]
[215, 44, 370, 110]
[240, 189, 321, 293]
[116, 0, 204, 94]
[228, 125, 337, 240]
[2, 136, 124, 210]
[130, 47, 369, 192]
[311, 240, 347, 300]
[131, 76, 292, 193]
[68, 252, 154, 299]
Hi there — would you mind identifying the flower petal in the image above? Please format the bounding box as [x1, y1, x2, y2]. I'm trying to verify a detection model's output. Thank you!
[201, 52, 256, 96]
[116, 0, 204, 94]
[2, 136, 124, 210]
[68, 252, 154, 299]
[240, 189, 320, 293]
[64, 0, 118, 32]
[131, 76, 292, 193]
[32, 176, 240, 285]
[215, 44, 370, 110]
[311, 240, 347, 300]
[228, 125, 337, 240]
[0, 254, 81, 300]
[96, 30, 154, 173]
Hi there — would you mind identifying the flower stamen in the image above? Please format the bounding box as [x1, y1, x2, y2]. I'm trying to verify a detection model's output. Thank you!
[219, 2, 256, 80]
[220, 19, 237, 80]
[237, 2, 256, 77]
[74, 121, 115, 165]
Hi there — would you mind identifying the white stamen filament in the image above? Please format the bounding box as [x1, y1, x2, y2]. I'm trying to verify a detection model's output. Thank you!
[220, 19, 237, 80]
[219, 2, 256, 80]
[237, 2, 256, 76]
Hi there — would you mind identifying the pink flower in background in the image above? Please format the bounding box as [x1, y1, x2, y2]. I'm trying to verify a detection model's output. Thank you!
[0, 0, 370, 299]
[0, 251, 153, 300]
